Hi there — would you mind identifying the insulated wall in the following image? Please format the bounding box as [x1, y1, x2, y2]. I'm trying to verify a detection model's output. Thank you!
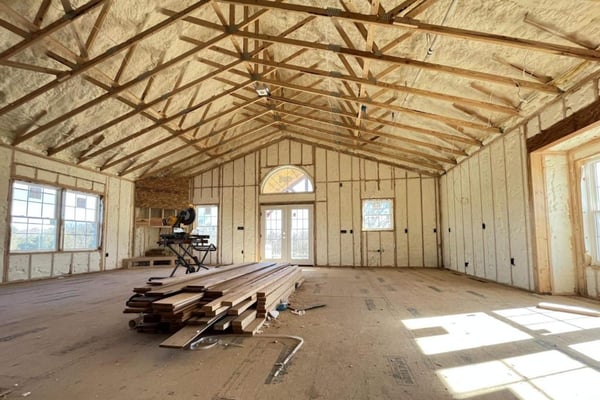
[193, 139, 440, 267]
[440, 131, 534, 290]
[0, 147, 134, 283]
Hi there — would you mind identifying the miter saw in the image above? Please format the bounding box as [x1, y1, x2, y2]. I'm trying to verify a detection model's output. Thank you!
[162, 207, 197, 235]
[155, 207, 217, 277]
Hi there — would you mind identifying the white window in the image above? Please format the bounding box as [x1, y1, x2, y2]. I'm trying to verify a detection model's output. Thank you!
[10, 181, 102, 252]
[196, 205, 218, 246]
[362, 199, 394, 231]
[10, 182, 58, 251]
[62, 190, 102, 250]
[581, 159, 600, 264]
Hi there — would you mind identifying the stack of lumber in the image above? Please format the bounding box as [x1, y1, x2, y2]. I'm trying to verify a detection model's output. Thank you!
[123, 262, 303, 348]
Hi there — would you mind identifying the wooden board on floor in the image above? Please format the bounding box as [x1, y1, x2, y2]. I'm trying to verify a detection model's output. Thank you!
[159, 324, 211, 349]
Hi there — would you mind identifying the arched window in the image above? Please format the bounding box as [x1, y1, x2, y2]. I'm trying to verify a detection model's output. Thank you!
[261, 166, 314, 194]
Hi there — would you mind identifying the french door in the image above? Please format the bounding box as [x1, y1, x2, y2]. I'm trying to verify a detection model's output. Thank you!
[261, 204, 313, 265]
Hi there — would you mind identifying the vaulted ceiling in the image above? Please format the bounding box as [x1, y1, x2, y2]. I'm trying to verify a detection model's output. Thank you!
[1, 0, 599, 179]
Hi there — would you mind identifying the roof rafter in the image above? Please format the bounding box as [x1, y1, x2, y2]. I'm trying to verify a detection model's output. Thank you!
[217, 0, 600, 61]
[278, 114, 453, 166]
[259, 76, 497, 133]
[14, 8, 267, 146]
[123, 117, 278, 176]
[0, 0, 105, 63]
[267, 95, 468, 154]
[1, 0, 214, 117]
[227, 30, 558, 95]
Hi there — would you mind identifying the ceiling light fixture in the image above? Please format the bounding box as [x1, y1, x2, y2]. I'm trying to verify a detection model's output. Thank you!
[254, 83, 271, 97]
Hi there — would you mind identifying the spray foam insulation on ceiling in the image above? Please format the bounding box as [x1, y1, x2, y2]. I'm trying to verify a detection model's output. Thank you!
[0, 0, 599, 180]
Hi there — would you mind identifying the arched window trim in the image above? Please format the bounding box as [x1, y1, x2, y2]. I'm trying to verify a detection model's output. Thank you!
[261, 165, 314, 194]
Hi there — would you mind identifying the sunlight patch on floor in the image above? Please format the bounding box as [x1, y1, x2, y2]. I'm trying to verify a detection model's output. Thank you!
[569, 339, 600, 362]
[402, 312, 531, 355]
[493, 307, 600, 335]
[437, 350, 600, 399]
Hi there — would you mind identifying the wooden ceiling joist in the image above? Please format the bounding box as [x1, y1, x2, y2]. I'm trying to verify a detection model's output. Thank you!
[15, 10, 269, 147]
[90, 81, 259, 166]
[268, 95, 469, 154]
[1, 0, 217, 118]
[217, 0, 600, 61]
[229, 30, 559, 95]
[260, 105, 458, 164]
[0, 0, 105, 63]
[260, 77, 499, 133]
[248, 58, 519, 115]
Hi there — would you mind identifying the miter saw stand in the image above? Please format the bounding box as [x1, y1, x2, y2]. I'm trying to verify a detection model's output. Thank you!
[153, 208, 217, 279]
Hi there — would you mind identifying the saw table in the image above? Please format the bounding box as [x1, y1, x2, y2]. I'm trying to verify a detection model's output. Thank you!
[156, 233, 216, 277]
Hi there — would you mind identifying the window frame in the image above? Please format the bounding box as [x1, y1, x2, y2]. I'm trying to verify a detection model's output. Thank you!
[261, 165, 314, 194]
[9, 180, 103, 253]
[361, 198, 394, 232]
[10, 181, 59, 252]
[195, 204, 219, 247]
[581, 158, 600, 265]
[61, 189, 103, 251]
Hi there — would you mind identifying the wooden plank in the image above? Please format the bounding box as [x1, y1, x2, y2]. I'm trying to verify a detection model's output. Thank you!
[152, 292, 204, 312]
[159, 324, 211, 349]
[232, 309, 257, 330]
[213, 315, 236, 331]
[527, 98, 600, 152]
[240, 317, 266, 335]
[228, 295, 257, 315]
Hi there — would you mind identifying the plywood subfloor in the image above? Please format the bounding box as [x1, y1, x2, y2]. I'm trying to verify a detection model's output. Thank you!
[1, 267, 600, 399]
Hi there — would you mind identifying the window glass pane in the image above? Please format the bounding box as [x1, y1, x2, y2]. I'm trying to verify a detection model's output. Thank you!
[10, 181, 57, 252]
[62, 190, 101, 250]
[362, 199, 393, 231]
[262, 166, 313, 193]
[195, 205, 218, 246]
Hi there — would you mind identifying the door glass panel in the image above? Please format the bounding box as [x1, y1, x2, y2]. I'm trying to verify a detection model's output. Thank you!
[264, 209, 283, 259]
[290, 208, 309, 260]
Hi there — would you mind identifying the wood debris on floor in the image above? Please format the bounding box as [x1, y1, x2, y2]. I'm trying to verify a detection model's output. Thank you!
[123, 262, 303, 348]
